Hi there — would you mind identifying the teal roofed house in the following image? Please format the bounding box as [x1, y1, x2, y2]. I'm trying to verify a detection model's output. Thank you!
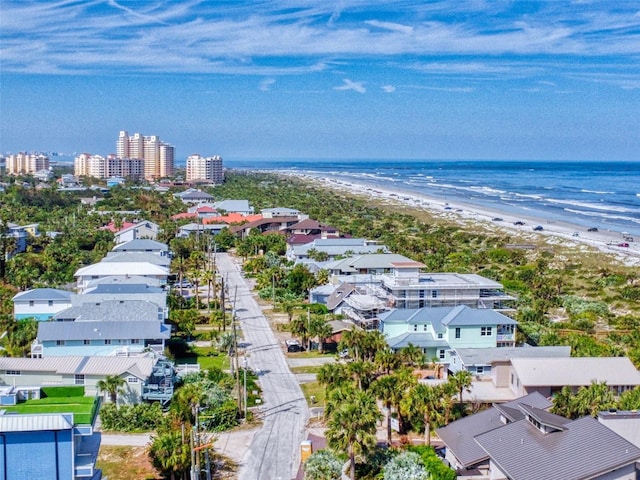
[379, 305, 517, 365]
[13, 288, 73, 321]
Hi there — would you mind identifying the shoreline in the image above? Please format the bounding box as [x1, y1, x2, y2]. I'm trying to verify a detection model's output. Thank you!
[280, 171, 640, 267]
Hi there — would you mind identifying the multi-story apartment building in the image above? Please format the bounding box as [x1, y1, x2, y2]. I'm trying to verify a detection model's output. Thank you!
[74, 153, 144, 180]
[117, 131, 174, 180]
[6, 152, 50, 176]
[186, 154, 224, 183]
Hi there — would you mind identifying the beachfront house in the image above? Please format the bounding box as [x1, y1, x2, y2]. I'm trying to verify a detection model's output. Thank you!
[379, 305, 518, 363]
[12, 288, 73, 321]
[30, 300, 171, 358]
[379, 262, 516, 311]
[261, 207, 301, 218]
[286, 238, 388, 262]
[176, 222, 227, 239]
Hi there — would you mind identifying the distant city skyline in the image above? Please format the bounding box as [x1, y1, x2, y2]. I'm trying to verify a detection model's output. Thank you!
[2, 1, 640, 161]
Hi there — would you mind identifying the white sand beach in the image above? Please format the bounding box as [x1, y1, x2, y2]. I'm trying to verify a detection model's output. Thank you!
[285, 172, 640, 267]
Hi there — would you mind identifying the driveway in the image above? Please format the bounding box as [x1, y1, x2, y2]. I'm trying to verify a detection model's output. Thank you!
[216, 252, 309, 480]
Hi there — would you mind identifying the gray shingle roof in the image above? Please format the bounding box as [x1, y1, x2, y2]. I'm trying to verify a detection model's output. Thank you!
[12, 288, 72, 302]
[53, 300, 160, 322]
[112, 239, 168, 252]
[38, 320, 170, 341]
[103, 251, 170, 267]
[475, 416, 640, 480]
[82, 283, 163, 295]
[436, 392, 552, 467]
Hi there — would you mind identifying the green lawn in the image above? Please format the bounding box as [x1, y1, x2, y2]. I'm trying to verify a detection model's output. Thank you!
[289, 365, 323, 374]
[3, 396, 99, 425]
[300, 382, 325, 407]
[176, 346, 231, 371]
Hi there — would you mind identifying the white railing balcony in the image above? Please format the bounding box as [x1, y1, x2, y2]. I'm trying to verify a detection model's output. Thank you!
[496, 333, 515, 342]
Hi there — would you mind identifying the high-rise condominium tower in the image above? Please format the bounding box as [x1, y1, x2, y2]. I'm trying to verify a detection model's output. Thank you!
[186, 154, 224, 184]
[117, 131, 174, 180]
[6, 153, 49, 176]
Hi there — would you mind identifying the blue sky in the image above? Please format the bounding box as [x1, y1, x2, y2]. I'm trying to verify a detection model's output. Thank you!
[2, 1, 640, 161]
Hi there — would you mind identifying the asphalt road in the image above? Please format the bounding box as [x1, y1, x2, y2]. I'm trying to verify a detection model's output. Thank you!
[217, 252, 309, 480]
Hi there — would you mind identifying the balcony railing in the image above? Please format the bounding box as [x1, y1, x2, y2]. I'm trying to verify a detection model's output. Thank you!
[496, 333, 515, 341]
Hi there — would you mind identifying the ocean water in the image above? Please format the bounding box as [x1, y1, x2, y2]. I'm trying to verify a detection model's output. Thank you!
[227, 159, 640, 237]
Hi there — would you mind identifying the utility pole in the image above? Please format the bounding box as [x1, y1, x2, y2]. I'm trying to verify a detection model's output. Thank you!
[243, 356, 248, 419]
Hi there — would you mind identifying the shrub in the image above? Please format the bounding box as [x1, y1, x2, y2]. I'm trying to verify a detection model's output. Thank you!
[383, 451, 428, 480]
[99, 403, 166, 432]
[304, 449, 343, 480]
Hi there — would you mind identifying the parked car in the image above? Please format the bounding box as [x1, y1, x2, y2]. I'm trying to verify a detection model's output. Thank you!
[492, 217, 503, 222]
[514, 221, 525, 226]
[285, 339, 303, 352]
[618, 242, 630, 248]
[587, 227, 599, 232]
[533, 225, 544, 231]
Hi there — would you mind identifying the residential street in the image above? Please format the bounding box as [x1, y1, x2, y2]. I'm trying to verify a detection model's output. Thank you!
[216, 252, 309, 480]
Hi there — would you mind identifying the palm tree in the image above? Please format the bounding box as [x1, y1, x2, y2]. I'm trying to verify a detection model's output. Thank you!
[408, 383, 442, 446]
[149, 430, 190, 480]
[399, 343, 425, 367]
[573, 381, 616, 418]
[339, 327, 366, 361]
[96, 374, 127, 404]
[326, 390, 381, 480]
[347, 360, 375, 391]
[449, 370, 473, 405]
[371, 374, 401, 446]
[310, 318, 333, 354]
[374, 349, 400, 375]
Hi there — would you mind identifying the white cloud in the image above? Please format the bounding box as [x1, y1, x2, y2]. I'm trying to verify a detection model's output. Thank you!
[259, 78, 276, 91]
[381, 85, 396, 93]
[334, 79, 366, 93]
[365, 20, 413, 34]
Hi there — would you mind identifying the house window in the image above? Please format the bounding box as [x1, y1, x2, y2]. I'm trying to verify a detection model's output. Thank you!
[127, 377, 139, 383]
[423, 325, 428, 332]
[84, 340, 91, 345]
[56, 340, 65, 346]
[455, 328, 461, 339]
[476, 366, 484, 374]
[131, 339, 140, 344]
[75, 374, 85, 385]
[413, 325, 418, 332]
[437, 333, 443, 339]
[29, 301, 34, 307]
[439, 349, 445, 359]
[5, 370, 21, 376]
[481, 327, 492, 336]
[48, 300, 53, 306]
[104, 339, 111, 345]
[511, 373, 515, 385]
[431, 290, 438, 298]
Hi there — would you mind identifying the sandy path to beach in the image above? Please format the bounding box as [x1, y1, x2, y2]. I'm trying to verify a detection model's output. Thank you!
[284, 172, 640, 267]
